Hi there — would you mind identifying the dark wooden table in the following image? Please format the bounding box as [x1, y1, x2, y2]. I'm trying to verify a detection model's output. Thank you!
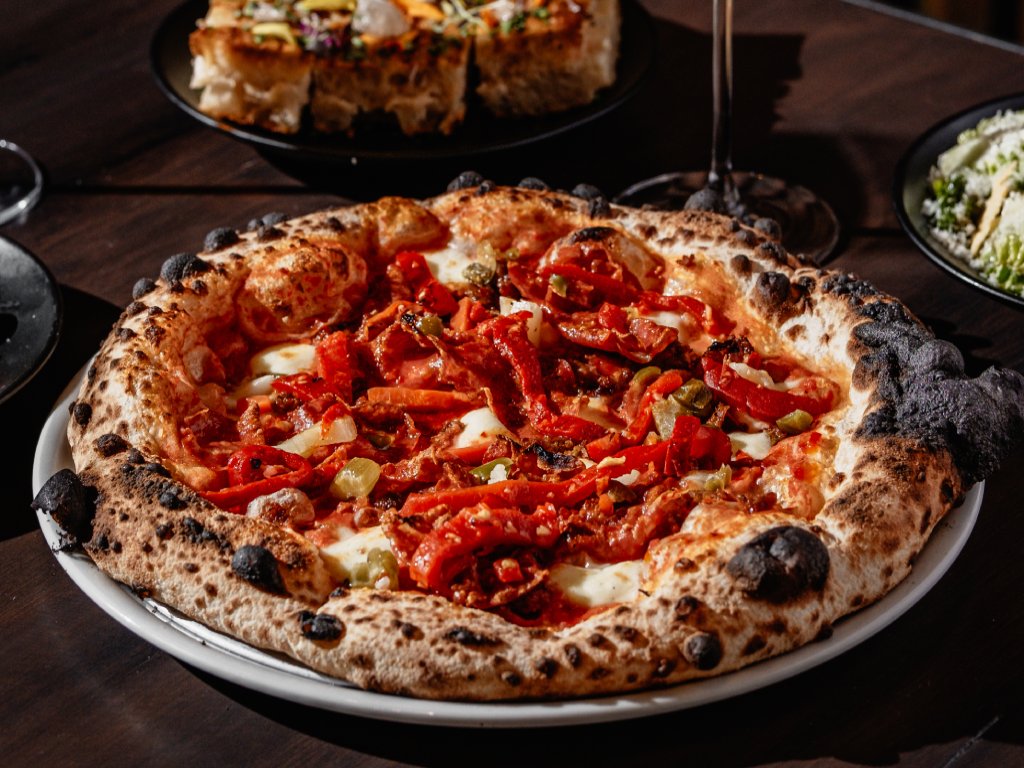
[2, 0, 1022, 764]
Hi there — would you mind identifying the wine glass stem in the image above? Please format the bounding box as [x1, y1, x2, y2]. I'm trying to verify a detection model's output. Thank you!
[709, 0, 738, 206]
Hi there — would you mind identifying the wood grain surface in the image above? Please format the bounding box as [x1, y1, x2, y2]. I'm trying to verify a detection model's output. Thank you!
[1, 0, 1022, 765]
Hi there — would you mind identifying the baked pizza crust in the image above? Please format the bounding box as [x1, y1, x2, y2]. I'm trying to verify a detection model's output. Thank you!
[46, 184, 1024, 700]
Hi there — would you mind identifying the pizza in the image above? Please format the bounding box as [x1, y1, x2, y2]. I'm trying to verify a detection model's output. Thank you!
[188, 0, 620, 136]
[35, 177, 1024, 701]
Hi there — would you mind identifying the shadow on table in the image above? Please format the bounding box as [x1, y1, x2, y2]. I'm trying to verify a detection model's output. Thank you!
[256, 16, 860, 232]
[192, 615, 1023, 766]
[3, 285, 120, 541]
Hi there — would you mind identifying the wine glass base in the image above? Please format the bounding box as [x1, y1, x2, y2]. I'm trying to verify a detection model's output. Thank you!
[615, 170, 840, 265]
[0, 140, 44, 227]
[0, 236, 62, 405]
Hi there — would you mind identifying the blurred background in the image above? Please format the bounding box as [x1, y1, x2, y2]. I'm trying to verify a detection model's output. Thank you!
[859, 0, 1024, 46]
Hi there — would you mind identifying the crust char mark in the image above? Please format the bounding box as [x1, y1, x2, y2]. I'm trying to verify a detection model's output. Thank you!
[822, 274, 1024, 486]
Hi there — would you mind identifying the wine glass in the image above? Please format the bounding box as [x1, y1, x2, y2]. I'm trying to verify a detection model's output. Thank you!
[616, 0, 839, 264]
[0, 139, 56, 406]
[0, 140, 43, 226]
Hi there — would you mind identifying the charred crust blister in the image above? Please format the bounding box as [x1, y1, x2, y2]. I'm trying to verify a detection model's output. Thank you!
[518, 177, 549, 191]
[447, 171, 484, 192]
[125, 301, 147, 317]
[204, 227, 240, 251]
[652, 658, 677, 678]
[444, 626, 500, 647]
[683, 188, 728, 214]
[298, 610, 344, 641]
[570, 185, 610, 218]
[570, 183, 601, 201]
[726, 526, 830, 603]
[95, 433, 129, 457]
[753, 271, 792, 311]
[247, 212, 288, 232]
[125, 448, 146, 464]
[160, 253, 211, 283]
[752, 217, 782, 239]
[32, 469, 95, 542]
[181, 516, 226, 549]
[683, 632, 722, 670]
[852, 298, 1024, 484]
[821, 272, 881, 303]
[72, 402, 92, 426]
[132, 277, 157, 300]
[231, 545, 287, 595]
[535, 657, 558, 678]
[158, 488, 188, 510]
[569, 226, 616, 244]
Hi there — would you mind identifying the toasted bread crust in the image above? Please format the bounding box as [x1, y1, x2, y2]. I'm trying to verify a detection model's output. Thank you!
[58, 186, 1023, 700]
[188, 0, 620, 135]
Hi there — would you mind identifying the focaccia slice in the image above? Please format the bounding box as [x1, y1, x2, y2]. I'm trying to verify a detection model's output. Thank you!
[188, 0, 470, 135]
[472, 0, 620, 117]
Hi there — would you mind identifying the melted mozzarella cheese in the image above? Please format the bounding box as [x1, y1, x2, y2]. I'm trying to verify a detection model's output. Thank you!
[499, 297, 543, 346]
[453, 406, 511, 448]
[275, 416, 357, 456]
[251, 343, 317, 376]
[728, 362, 797, 391]
[549, 561, 643, 607]
[728, 430, 772, 460]
[680, 469, 715, 491]
[576, 395, 622, 430]
[421, 240, 492, 286]
[319, 525, 392, 581]
[641, 310, 695, 345]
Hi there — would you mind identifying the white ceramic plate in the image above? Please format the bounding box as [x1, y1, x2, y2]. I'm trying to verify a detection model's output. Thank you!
[33, 373, 983, 728]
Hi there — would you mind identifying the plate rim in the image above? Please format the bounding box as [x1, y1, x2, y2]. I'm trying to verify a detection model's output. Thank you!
[33, 370, 983, 727]
[149, 0, 655, 163]
[0, 234, 63, 405]
[893, 91, 1024, 310]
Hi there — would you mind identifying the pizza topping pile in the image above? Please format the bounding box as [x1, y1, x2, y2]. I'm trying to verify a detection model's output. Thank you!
[167, 224, 842, 628]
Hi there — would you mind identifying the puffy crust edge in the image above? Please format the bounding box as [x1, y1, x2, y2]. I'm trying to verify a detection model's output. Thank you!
[58, 185, 1022, 700]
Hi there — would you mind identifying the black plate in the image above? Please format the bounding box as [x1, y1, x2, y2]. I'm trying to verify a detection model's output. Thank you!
[0, 237, 62, 405]
[151, 0, 654, 163]
[894, 92, 1024, 310]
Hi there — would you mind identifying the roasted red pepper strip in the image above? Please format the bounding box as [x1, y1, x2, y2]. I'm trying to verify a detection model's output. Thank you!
[366, 386, 478, 412]
[586, 370, 685, 461]
[271, 373, 336, 404]
[539, 263, 640, 303]
[563, 442, 669, 504]
[203, 445, 314, 510]
[400, 441, 670, 518]
[664, 415, 732, 475]
[394, 251, 459, 316]
[489, 314, 604, 441]
[702, 357, 834, 422]
[637, 291, 735, 335]
[316, 331, 353, 402]
[620, 370, 685, 443]
[408, 505, 562, 591]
